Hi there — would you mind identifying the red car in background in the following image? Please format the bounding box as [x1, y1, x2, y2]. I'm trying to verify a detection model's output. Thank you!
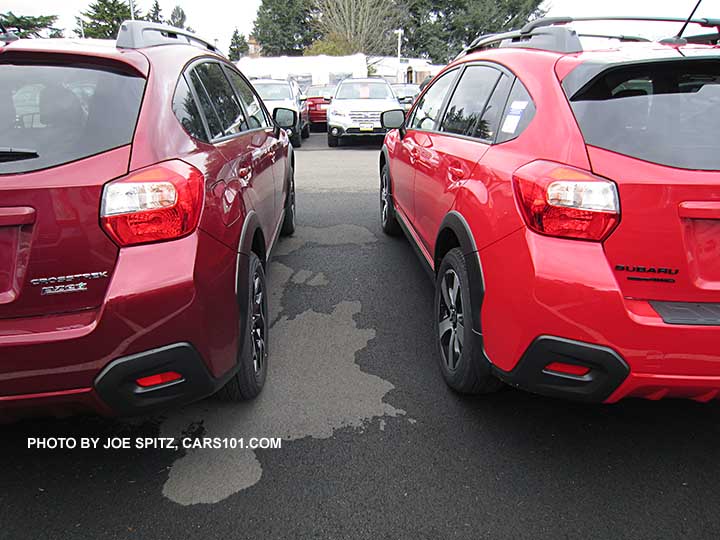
[0, 21, 298, 419]
[306, 84, 335, 127]
[380, 16, 720, 404]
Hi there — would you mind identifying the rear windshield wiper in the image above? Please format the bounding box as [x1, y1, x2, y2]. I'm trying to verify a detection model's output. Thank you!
[0, 148, 40, 163]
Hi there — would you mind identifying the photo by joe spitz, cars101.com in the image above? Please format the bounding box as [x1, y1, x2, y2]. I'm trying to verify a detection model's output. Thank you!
[3, 0, 720, 537]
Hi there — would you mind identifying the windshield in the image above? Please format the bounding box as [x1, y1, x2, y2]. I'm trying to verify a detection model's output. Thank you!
[568, 59, 720, 170]
[0, 62, 145, 175]
[336, 82, 394, 100]
[307, 85, 335, 98]
[254, 83, 292, 101]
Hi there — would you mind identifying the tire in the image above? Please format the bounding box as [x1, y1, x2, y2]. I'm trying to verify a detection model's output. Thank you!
[280, 164, 296, 236]
[216, 252, 268, 401]
[301, 122, 310, 139]
[380, 163, 401, 236]
[327, 132, 339, 147]
[290, 130, 302, 148]
[434, 248, 502, 394]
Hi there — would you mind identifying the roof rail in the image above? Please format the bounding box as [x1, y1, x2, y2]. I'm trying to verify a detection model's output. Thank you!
[116, 20, 221, 55]
[458, 15, 720, 58]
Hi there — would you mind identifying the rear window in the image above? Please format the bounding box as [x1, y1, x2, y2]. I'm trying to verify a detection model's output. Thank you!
[255, 83, 292, 101]
[568, 60, 720, 170]
[0, 63, 145, 175]
[336, 82, 394, 100]
[307, 85, 334, 98]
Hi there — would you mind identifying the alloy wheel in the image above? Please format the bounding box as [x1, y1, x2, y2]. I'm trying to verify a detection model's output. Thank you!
[381, 171, 390, 227]
[251, 271, 267, 375]
[438, 269, 464, 371]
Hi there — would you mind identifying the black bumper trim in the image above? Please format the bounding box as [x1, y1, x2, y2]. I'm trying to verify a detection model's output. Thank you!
[94, 342, 230, 416]
[493, 336, 629, 403]
[650, 300, 720, 326]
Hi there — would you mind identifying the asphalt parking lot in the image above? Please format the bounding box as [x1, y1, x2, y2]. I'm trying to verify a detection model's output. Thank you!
[3, 131, 720, 539]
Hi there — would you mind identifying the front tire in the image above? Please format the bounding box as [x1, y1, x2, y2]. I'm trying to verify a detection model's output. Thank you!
[327, 131, 339, 147]
[434, 248, 502, 394]
[301, 122, 310, 139]
[290, 130, 302, 147]
[217, 252, 268, 401]
[380, 163, 400, 236]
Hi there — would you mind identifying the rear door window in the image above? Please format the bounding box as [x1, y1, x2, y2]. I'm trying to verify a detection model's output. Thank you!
[439, 65, 507, 140]
[0, 63, 145, 175]
[567, 59, 720, 170]
[191, 62, 248, 140]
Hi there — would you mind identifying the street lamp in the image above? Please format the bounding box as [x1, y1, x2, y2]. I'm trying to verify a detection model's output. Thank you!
[394, 29, 404, 83]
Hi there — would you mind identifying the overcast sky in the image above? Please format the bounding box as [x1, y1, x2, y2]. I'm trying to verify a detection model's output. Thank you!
[3, 0, 716, 54]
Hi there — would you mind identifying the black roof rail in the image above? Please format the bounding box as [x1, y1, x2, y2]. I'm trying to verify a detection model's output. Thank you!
[458, 15, 720, 59]
[116, 20, 221, 55]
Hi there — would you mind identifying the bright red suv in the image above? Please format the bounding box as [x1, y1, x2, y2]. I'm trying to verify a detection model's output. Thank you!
[380, 16, 720, 403]
[0, 21, 298, 419]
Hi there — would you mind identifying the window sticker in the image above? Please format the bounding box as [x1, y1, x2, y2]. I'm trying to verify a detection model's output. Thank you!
[500, 100, 529, 134]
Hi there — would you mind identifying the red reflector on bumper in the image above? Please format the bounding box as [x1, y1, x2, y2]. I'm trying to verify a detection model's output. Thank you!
[544, 362, 590, 377]
[136, 371, 183, 388]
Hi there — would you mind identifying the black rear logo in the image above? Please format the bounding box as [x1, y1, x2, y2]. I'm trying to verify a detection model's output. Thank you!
[615, 265, 678, 283]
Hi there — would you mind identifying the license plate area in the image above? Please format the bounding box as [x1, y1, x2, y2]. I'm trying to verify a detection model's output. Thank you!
[359, 123, 374, 132]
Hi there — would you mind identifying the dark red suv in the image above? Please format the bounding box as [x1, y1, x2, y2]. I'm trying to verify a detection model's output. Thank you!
[380, 17, 720, 403]
[0, 21, 298, 419]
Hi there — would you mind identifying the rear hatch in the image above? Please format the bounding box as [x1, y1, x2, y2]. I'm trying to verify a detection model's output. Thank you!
[0, 54, 146, 319]
[566, 56, 720, 303]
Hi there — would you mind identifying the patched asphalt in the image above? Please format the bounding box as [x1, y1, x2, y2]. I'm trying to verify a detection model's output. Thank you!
[3, 132, 720, 539]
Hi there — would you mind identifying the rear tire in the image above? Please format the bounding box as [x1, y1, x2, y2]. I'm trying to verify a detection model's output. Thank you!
[327, 132, 339, 147]
[380, 163, 400, 236]
[280, 165, 296, 236]
[216, 252, 268, 401]
[434, 248, 502, 394]
[301, 122, 310, 139]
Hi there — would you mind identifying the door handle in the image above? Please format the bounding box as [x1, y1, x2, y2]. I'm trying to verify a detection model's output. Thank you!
[0, 206, 35, 226]
[237, 166, 253, 187]
[447, 166, 466, 181]
[679, 201, 720, 220]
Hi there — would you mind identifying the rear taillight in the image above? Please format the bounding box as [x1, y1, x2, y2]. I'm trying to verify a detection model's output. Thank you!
[512, 160, 619, 241]
[101, 160, 203, 247]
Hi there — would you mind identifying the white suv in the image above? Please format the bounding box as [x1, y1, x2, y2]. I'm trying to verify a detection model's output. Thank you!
[326, 78, 401, 147]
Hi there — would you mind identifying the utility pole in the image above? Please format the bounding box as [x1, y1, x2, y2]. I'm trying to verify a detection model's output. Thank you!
[129, 0, 136, 20]
[79, 18, 85, 38]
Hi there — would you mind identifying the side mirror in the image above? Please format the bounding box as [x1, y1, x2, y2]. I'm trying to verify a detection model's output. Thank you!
[273, 107, 297, 138]
[381, 109, 406, 130]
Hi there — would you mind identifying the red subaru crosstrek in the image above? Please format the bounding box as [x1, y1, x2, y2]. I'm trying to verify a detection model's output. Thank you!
[0, 21, 298, 419]
[380, 17, 720, 403]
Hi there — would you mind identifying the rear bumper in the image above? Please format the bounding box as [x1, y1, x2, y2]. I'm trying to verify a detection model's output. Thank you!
[309, 110, 327, 123]
[0, 230, 241, 419]
[480, 228, 720, 403]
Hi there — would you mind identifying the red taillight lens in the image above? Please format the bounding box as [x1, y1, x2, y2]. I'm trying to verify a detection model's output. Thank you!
[136, 371, 183, 388]
[101, 160, 203, 247]
[512, 160, 619, 241]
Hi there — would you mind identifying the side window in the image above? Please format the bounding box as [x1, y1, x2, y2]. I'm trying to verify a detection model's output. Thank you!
[475, 73, 512, 141]
[225, 68, 270, 129]
[496, 79, 536, 144]
[192, 62, 248, 139]
[440, 66, 501, 139]
[172, 75, 208, 142]
[409, 69, 458, 131]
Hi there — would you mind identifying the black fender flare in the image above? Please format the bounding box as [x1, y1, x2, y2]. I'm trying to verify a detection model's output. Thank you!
[436, 211, 485, 336]
[234, 210, 263, 361]
[379, 145, 390, 186]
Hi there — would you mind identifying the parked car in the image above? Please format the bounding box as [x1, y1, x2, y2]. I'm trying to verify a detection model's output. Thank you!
[0, 20, 298, 419]
[380, 16, 720, 403]
[326, 78, 401, 147]
[306, 84, 335, 127]
[253, 78, 310, 147]
[392, 83, 420, 111]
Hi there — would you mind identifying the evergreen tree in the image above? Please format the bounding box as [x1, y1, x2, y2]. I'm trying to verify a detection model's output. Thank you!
[228, 28, 249, 61]
[75, 0, 132, 39]
[147, 0, 163, 23]
[252, 0, 318, 56]
[0, 12, 61, 38]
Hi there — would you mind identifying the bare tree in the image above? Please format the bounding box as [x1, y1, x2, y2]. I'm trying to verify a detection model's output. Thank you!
[314, 0, 400, 55]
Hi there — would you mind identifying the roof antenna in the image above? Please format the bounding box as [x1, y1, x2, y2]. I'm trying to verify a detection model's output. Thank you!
[661, 0, 702, 45]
